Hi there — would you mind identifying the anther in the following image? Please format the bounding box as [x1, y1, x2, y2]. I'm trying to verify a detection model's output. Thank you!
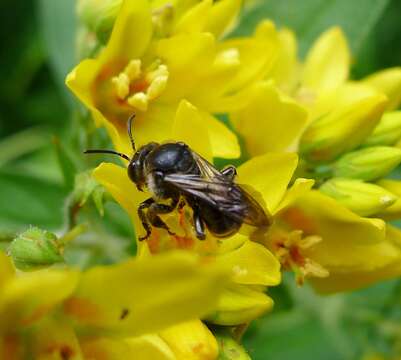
[128, 92, 149, 111]
[112, 73, 130, 99]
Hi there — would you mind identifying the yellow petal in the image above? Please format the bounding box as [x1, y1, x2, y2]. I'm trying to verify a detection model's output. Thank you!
[173, 0, 212, 34]
[101, 0, 152, 63]
[281, 190, 386, 247]
[310, 225, 401, 293]
[275, 178, 315, 214]
[160, 320, 218, 360]
[156, 33, 216, 103]
[217, 20, 278, 94]
[207, 283, 273, 326]
[231, 81, 307, 156]
[200, 111, 240, 159]
[0, 269, 79, 332]
[364, 67, 401, 111]
[270, 27, 300, 94]
[66, 59, 99, 110]
[217, 240, 281, 286]
[310, 261, 401, 294]
[172, 100, 213, 161]
[66, 59, 132, 155]
[300, 93, 388, 162]
[237, 152, 298, 213]
[302, 27, 351, 93]
[64, 251, 229, 336]
[205, 0, 242, 38]
[309, 81, 379, 120]
[132, 104, 177, 150]
[81, 335, 176, 360]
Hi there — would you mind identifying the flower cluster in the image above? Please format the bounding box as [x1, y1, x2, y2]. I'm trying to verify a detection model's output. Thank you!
[6, 0, 401, 359]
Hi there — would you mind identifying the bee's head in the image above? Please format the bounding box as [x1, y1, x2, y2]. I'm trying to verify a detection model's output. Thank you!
[84, 113, 155, 191]
[127, 142, 159, 191]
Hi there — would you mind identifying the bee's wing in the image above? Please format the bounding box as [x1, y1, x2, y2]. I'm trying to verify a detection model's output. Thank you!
[190, 151, 224, 179]
[164, 173, 271, 227]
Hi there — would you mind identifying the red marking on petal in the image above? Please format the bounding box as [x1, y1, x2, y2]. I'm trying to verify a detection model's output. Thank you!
[281, 207, 316, 235]
[63, 297, 102, 323]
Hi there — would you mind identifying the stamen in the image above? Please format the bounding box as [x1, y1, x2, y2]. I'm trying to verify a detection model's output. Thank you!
[128, 92, 149, 112]
[147, 75, 168, 100]
[124, 59, 142, 81]
[112, 73, 130, 99]
[147, 64, 169, 83]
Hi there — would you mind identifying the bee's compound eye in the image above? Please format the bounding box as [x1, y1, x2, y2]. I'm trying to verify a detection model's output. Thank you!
[127, 160, 144, 185]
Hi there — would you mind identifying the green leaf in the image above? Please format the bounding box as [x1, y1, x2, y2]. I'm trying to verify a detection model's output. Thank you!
[233, 0, 390, 57]
[38, 0, 76, 105]
[0, 168, 66, 231]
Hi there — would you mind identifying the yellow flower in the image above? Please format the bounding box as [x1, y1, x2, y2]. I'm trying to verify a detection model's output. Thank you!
[67, 0, 278, 158]
[228, 24, 401, 292]
[0, 249, 230, 359]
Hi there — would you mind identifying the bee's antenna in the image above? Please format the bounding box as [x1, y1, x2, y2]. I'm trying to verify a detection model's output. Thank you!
[127, 113, 136, 151]
[84, 149, 130, 161]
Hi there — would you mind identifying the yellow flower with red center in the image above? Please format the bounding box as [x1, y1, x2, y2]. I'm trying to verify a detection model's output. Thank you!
[67, 0, 278, 159]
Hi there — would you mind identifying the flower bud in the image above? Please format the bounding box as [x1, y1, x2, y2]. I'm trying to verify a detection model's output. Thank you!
[160, 320, 218, 360]
[206, 284, 273, 326]
[375, 179, 401, 220]
[319, 178, 397, 217]
[364, 67, 401, 111]
[363, 111, 401, 147]
[9, 227, 64, 271]
[300, 94, 387, 162]
[333, 146, 401, 181]
[77, 0, 122, 43]
[215, 331, 251, 360]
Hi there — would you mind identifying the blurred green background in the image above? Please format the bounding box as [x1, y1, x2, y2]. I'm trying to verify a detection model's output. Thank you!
[1, 0, 401, 359]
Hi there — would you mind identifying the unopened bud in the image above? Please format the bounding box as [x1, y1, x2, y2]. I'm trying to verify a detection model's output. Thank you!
[215, 331, 251, 360]
[206, 284, 273, 326]
[375, 179, 401, 220]
[363, 111, 401, 147]
[333, 146, 401, 181]
[364, 67, 401, 111]
[300, 94, 387, 162]
[77, 0, 122, 43]
[9, 227, 64, 271]
[160, 320, 218, 360]
[319, 178, 397, 217]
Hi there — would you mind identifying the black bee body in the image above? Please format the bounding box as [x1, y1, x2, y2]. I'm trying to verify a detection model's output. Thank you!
[85, 116, 270, 241]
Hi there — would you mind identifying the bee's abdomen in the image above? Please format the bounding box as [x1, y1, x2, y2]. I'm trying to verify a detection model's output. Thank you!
[199, 203, 242, 237]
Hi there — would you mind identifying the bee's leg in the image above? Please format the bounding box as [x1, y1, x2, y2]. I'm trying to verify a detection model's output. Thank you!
[193, 208, 206, 240]
[137, 198, 155, 241]
[147, 197, 179, 236]
[221, 165, 237, 181]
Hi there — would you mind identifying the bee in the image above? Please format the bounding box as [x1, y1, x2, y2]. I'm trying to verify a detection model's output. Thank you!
[85, 115, 271, 241]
